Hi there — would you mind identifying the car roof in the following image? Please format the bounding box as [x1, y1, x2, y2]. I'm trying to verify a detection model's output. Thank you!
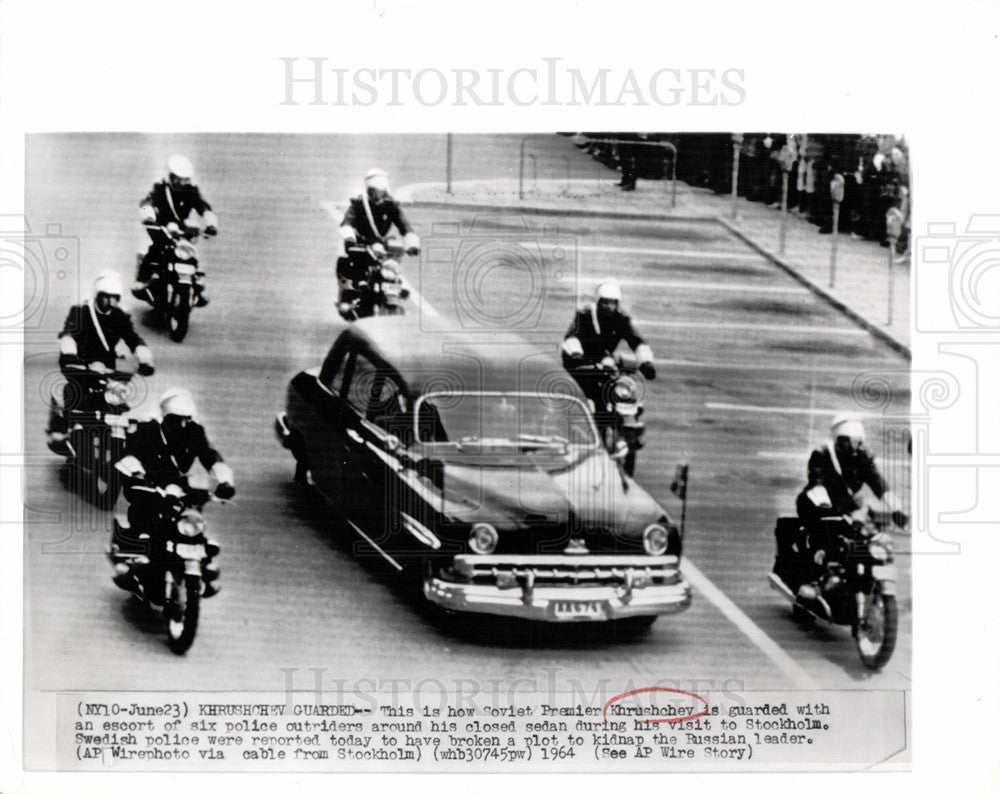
[332, 314, 585, 399]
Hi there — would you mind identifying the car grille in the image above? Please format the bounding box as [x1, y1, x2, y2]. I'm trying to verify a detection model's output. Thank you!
[449, 554, 681, 589]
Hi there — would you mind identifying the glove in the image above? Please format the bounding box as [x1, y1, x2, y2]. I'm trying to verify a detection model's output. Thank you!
[639, 361, 657, 380]
[166, 221, 182, 239]
[137, 362, 155, 377]
[891, 510, 909, 529]
[371, 242, 386, 257]
[162, 488, 185, 514]
[58, 353, 83, 372]
[88, 360, 112, 374]
[215, 482, 236, 500]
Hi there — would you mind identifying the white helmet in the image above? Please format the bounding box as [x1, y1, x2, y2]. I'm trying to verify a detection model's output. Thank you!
[364, 168, 390, 193]
[92, 270, 124, 299]
[160, 387, 197, 419]
[830, 413, 866, 444]
[167, 154, 194, 181]
[595, 280, 623, 303]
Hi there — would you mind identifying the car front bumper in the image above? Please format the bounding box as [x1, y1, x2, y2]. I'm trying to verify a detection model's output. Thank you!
[424, 553, 692, 622]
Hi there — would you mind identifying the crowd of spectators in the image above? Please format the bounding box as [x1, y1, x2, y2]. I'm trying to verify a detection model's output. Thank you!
[569, 132, 911, 261]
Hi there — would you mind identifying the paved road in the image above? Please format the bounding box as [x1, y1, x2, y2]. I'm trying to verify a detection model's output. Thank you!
[22, 135, 911, 759]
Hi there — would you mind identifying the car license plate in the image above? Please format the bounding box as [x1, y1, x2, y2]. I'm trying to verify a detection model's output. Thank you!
[551, 600, 604, 621]
[383, 283, 400, 296]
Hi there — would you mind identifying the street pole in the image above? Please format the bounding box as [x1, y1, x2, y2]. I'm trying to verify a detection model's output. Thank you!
[446, 133, 453, 195]
[886, 207, 903, 325]
[731, 134, 743, 220]
[518, 137, 527, 200]
[778, 145, 796, 255]
[829, 174, 845, 288]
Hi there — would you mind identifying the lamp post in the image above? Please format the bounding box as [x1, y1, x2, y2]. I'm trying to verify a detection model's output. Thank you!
[730, 133, 743, 220]
[829, 173, 845, 287]
[778, 144, 796, 254]
[885, 207, 904, 325]
[446, 133, 453, 195]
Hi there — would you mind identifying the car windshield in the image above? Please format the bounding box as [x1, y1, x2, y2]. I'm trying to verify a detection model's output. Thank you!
[413, 391, 599, 453]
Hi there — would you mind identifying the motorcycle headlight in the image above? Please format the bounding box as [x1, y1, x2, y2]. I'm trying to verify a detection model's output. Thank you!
[869, 543, 889, 562]
[104, 381, 129, 407]
[177, 510, 206, 538]
[612, 377, 637, 403]
[468, 523, 499, 555]
[642, 523, 669, 556]
[381, 264, 399, 281]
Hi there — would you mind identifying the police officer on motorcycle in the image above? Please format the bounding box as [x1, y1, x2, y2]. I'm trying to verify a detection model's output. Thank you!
[777, 414, 908, 603]
[47, 270, 155, 454]
[132, 155, 217, 307]
[336, 168, 420, 318]
[796, 414, 907, 526]
[561, 280, 657, 426]
[112, 388, 235, 597]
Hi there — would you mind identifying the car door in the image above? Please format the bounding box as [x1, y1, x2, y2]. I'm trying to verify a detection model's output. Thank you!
[337, 350, 391, 531]
[294, 344, 354, 502]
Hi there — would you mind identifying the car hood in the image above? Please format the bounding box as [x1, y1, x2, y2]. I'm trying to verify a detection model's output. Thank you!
[437, 451, 664, 538]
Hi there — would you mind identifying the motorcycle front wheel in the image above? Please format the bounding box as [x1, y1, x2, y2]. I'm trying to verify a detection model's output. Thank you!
[169, 285, 191, 342]
[166, 573, 201, 654]
[855, 585, 897, 670]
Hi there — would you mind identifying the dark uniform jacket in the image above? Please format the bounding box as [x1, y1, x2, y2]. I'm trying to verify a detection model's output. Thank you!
[340, 193, 413, 244]
[59, 303, 146, 370]
[142, 181, 212, 226]
[796, 444, 888, 519]
[562, 304, 647, 367]
[122, 419, 224, 491]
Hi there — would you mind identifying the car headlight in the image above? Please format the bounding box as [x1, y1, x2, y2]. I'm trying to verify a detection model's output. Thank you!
[869, 543, 889, 562]
[612, 377, 637, 403]
[177, 510, 206, 538]
[468, 523, 499, 555]
[104, 381, 129, 407]
[642, 523, 669, 556]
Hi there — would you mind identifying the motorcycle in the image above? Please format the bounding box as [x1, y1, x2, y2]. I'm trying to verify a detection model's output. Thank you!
[109, 486, 224, 655]
[569, 352, 647, 477]
[139, 223, 211, 342]
[338, 240, 410, 321]
[768, 508, 901, 670]
[47, 361, 136, 510]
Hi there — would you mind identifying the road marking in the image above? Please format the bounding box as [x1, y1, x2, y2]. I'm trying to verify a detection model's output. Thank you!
[680, 558, 818, 689]
[320, 200, 439, 318]
[572, 244, 760, 261]
[575, 275, 803, 294]
[651, 357, 889, 375]
[642, 319, 867, 336]
[706, 402, 875, 417]
[756, 450, 910, 466]
[310, 223, 823, 688]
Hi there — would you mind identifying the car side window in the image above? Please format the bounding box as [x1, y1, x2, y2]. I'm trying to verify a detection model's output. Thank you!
[319, 347, 349, 394]
[345, 353, 377, 414]
[368, 377, 413, 445]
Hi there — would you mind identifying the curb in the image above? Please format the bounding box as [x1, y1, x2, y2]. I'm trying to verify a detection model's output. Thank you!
[408, 197, 911, 360]
[717, 218, 911, 360]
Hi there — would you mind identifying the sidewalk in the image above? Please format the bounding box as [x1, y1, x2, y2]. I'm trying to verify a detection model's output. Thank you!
[398, 155, 910, 358]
